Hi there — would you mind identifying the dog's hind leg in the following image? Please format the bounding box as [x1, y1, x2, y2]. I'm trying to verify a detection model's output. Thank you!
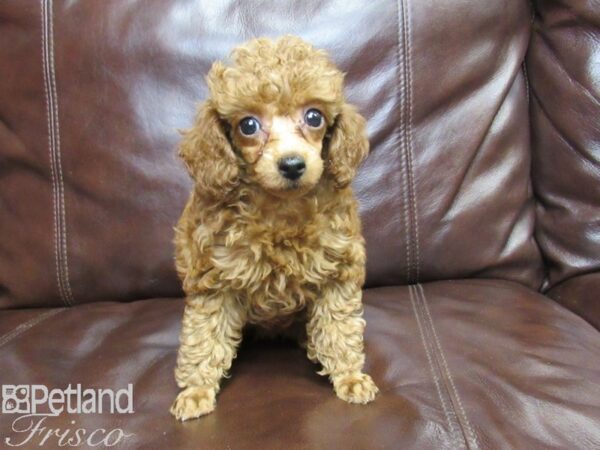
[306, 283, 379, 404]
[171, 291, 246, 421]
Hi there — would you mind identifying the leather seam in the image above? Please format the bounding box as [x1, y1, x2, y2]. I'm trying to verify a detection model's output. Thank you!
[41, 0, 64, 305]
[395, 0, 412, 283]
[403, 0, 420, 282]
[49, 0, 75, 305]
[41, 0, 74, 306]
[409, 285, 461, 448]
[417, 284, 479, 449]
[396, 0, 419, 283]
[0, 309, 64, 350]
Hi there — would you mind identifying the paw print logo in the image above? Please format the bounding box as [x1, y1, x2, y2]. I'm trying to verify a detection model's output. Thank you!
[2, 385, 30, 414]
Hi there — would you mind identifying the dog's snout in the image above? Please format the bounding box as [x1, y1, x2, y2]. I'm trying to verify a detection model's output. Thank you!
[278, 156, 306, 180]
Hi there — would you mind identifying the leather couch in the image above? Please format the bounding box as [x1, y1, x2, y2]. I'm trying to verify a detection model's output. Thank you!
[1, 0, 599, 448]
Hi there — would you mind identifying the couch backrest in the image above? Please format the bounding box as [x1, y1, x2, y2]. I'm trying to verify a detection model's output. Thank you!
[0, 0, 545, 308]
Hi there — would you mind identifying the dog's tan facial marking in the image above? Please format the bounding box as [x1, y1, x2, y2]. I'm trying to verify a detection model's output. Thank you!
[231, 105, 328, 198]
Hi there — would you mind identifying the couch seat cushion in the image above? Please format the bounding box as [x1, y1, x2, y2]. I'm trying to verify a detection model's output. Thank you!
[0, 279, 598, 449]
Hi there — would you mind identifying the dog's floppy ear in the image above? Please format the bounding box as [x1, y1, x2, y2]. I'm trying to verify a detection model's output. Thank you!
[178, 101, 239, 200]
[325, 103, 370, 188]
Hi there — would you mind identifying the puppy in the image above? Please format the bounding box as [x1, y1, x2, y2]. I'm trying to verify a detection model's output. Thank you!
[171, 35, 378, 421]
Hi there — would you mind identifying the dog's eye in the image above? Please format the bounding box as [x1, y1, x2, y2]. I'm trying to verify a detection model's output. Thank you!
[239, 117, 261, 136]
[304, 109, 323, 128]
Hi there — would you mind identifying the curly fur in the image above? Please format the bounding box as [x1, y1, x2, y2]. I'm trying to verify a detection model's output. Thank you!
[171, 36, 378, 421]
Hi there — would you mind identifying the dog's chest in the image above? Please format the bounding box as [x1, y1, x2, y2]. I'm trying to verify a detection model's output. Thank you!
[210, 221, 339, 324]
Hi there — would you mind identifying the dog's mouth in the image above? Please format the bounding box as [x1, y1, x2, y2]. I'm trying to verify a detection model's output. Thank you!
[284, 180, 301, 191]
[262, 178, 317, 199]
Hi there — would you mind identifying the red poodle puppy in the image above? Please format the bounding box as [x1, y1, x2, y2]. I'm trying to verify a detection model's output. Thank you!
[171, 35, 378, 421]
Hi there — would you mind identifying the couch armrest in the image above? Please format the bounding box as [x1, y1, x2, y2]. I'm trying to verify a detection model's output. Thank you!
[527, 0, 600, 326]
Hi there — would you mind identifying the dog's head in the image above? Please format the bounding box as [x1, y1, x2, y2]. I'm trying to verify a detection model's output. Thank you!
[179, 36, 369, 200]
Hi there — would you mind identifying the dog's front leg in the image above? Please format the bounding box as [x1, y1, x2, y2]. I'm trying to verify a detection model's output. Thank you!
[171, 291, 245, 421]
[307, 283, 379, 404]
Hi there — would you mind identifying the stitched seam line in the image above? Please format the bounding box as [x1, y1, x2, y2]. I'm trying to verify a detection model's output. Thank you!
[49, 0, 74, 305]
[417, 284, 478, 449]
[41, 0, 65, 305]
[403, 0, 420, 282]
[0, 309, 64, 350]
[409, 285, 460, 447]
[396, 0, 413, 283]
[418, 284, 478, 448]
[41, 0, 74, 306]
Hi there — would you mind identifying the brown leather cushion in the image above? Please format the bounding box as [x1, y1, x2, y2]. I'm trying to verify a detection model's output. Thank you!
[1, 279, 598, 448]
[0, 0, 543, 309]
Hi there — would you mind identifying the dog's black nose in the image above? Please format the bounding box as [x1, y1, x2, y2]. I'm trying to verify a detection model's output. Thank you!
[278, 156, 306, 180]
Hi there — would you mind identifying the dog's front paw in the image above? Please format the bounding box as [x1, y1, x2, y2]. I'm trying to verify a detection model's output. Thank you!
[333, 372, 379, 404]
[170, 386, 216, 421]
